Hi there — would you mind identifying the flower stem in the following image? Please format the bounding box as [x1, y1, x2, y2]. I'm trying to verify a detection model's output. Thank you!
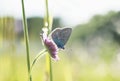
[45, 0, 53, 81]
[31, 49, 47, 71]
[21, 0, 32, 81]
[49, 56, 53, 81]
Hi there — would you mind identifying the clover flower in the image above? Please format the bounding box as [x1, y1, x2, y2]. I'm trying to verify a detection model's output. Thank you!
[41, 28, 59, 61]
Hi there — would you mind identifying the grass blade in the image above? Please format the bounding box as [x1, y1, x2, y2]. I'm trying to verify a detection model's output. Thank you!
[21, 0, 32, 81]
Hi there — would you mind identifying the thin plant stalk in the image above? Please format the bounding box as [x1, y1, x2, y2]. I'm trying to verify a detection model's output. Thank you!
[31, 49, 47, 71]
[45, 0, 53, 81]
[45, 0, 50, 30]
[49, 56, 53, 81]
[21, 0, 32, 81]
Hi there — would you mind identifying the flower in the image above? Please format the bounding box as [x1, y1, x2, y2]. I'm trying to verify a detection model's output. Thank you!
[41, 28, 59, 61]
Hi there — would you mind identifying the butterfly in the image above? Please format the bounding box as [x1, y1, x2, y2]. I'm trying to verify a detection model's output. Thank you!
[51, 28, 72, 49]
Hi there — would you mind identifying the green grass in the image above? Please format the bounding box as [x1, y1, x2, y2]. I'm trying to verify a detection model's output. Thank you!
[0, 50, 120, 81]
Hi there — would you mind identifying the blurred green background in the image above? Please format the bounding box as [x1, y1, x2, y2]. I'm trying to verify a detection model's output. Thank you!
[0, 11, 120, 81]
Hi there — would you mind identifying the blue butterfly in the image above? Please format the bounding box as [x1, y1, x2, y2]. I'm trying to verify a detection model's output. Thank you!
[51, 28, 72, 49]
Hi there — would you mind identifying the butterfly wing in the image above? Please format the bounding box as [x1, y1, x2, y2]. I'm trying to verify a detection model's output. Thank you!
[51, 28, 72, 49]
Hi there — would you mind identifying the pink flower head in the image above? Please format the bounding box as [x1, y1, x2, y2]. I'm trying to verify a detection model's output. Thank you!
[41, 28, 59, 61]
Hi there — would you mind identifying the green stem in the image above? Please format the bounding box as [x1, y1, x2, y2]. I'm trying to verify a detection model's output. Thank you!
[21, 0, 32, 81]
[45, 0, 51, 33]
[49, 56, 53, 81]
[31, 49, 47, 71]
[45, 0, 53, 81]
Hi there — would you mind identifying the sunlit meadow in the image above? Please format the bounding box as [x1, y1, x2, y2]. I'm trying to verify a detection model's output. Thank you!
[0, 0, 120, 81]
